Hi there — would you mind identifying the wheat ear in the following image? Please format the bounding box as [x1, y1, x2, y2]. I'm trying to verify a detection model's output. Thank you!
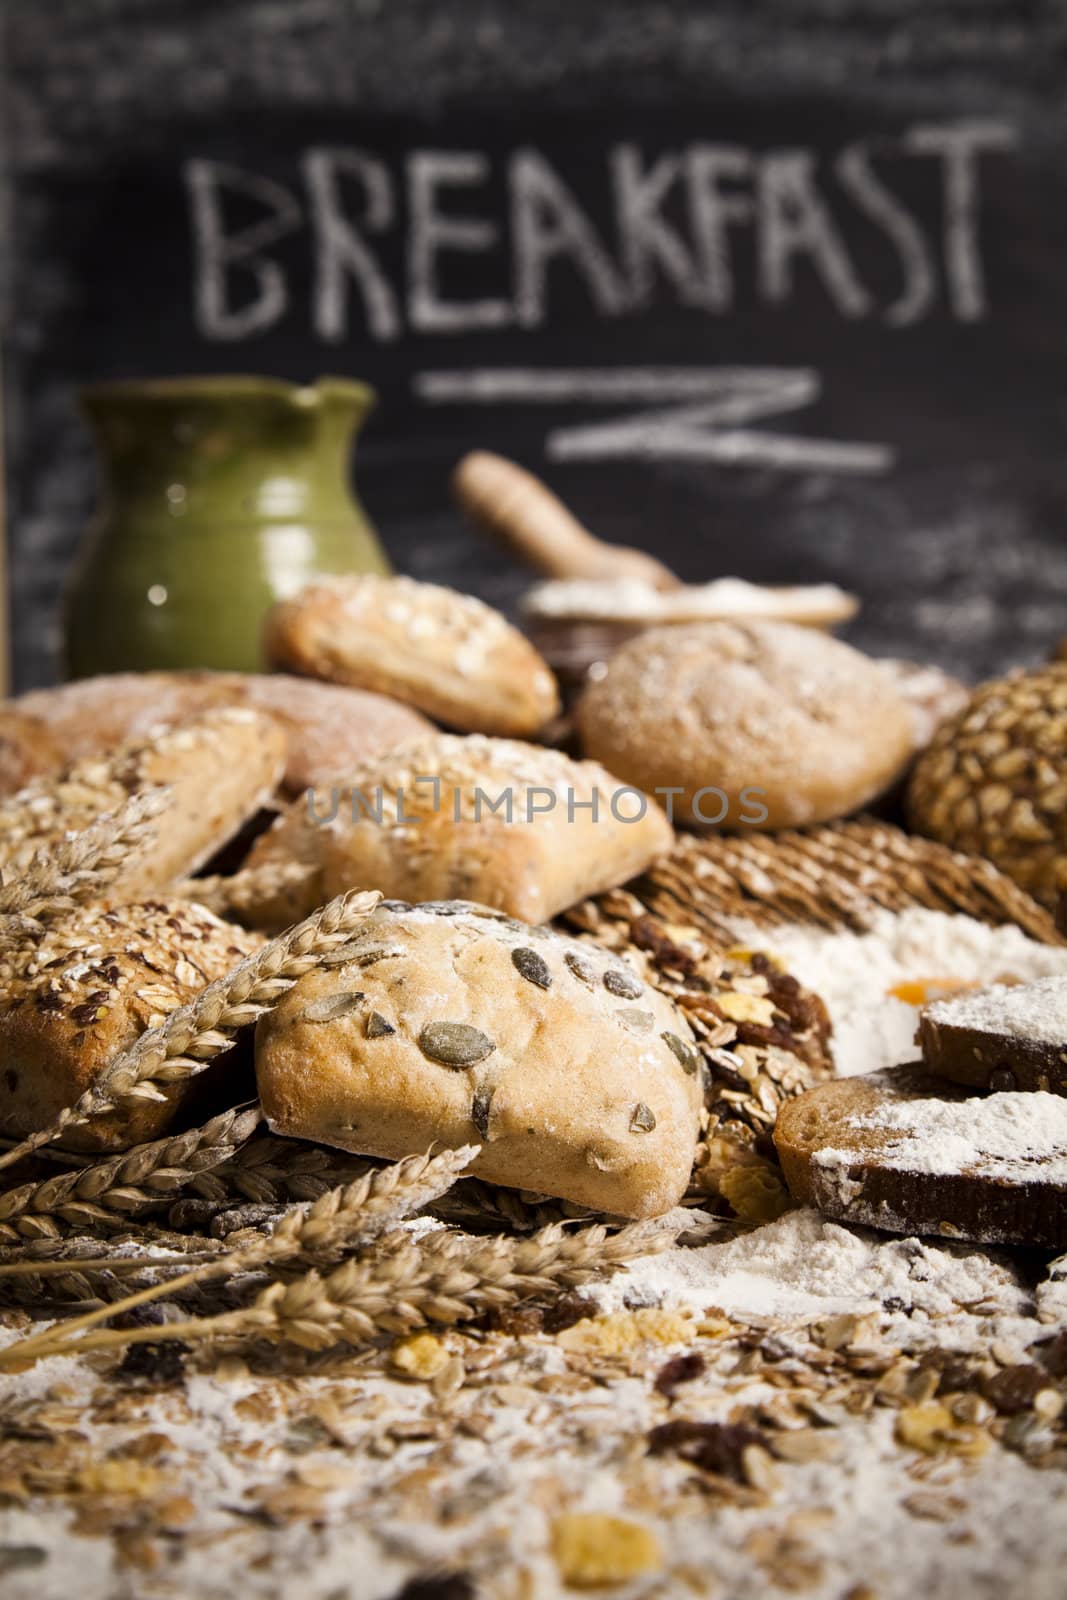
[0, 1106, 262, 1242]
[3, 1215, 675, 1366]
[0, 789, 170, 947]
[3, 1144, 477, 1365]
[0, 887, 381, 1174]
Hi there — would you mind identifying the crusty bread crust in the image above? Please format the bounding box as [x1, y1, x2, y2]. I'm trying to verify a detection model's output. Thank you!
[576, 620, 914, 830]
[263, 575, 561, 737]
[0, 707, 287, 898]
[235, 732, 674, 929]
[255, 901, 702, 1218]
[774, 1064, 1067, 1248]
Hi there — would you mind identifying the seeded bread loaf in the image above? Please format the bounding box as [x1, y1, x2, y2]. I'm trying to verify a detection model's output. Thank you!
[919, 976, 1067, 1096]
[0, 707, 287, 898]
[255, 901, 703, 1217]
[774, 1063, 1067, 1248]
[14, 671, 431, 795]
[0, 899, 259, 1152]
[263, 575, 561, 737]
[0, 709, 63, 796]
[576, 620, 914, 830]
[908, 663, 1067, 907]
[229, 732, 674, 929]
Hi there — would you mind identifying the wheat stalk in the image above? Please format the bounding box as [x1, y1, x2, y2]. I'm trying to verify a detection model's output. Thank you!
[3, 1213, 674, 1365]
[0, 888, 381, 1174]
[0, 1106, 262, 1242]
[178, 1134, 375, 1209]
[0, 790, 170, 964]
[2, 1144, 477, 1365]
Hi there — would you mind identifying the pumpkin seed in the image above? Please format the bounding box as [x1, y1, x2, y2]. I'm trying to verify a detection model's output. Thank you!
[365, 1011, 395, 1038]
[297, 991, 365, 1024]
[565, 951, 598, 988]
[662, 1031, 701, 1076]
[617, 1007, 654, 1033]
[379, 899, 412, 912]
[603, 967, 643, 1000]
[471, 1086, 495, 1138]
[512, 947, 552, 989]
[630, 1102, 657, 1133]
[418, 1021, 496, 1068]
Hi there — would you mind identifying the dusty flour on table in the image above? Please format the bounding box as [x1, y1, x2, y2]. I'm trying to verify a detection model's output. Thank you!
[726, 907, 1067, 1077]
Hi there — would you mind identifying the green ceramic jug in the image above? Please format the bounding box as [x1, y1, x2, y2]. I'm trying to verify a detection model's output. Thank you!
[63, 375, 391, 677]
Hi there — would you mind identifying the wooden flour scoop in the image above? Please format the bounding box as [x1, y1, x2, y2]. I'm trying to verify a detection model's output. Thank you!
[452, 450, 858, 631]
[452, 450, 681, 590]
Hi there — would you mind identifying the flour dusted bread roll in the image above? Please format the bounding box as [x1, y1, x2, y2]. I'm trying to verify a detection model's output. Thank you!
[231, 732, 674, 929]
[774, 1063, 1067, 1248]
[576, 620, 914, 830]
[0, 899, 259, 1152]
[15, 671, 430, 795]
[255, 902, 703, 1217]
[263, 575, 561, 737]
[0, 707, 286, 898]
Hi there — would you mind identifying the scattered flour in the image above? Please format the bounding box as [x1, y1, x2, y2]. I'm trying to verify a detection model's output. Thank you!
[727, 907, 1067, 1077]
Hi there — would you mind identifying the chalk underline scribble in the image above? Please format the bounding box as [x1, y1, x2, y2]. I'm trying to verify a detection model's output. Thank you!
[413, 366, 894, 474]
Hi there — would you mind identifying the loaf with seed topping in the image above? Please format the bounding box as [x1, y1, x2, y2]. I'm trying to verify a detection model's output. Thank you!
[263, 574, 561, 737]
[228, 732, 674, 929]
[0, 707, 287, 898]
[0, 899, 260, 1151]
[0, 709, 63, 797]
[255, 901, 703, 1217]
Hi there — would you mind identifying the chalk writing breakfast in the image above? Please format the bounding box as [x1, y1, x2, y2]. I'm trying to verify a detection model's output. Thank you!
[186, 122, 1016, 343]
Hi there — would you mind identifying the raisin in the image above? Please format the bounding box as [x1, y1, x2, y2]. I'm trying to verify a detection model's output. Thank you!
[647, 1418, 765, 1481]
[654, 1352, 706, 1399]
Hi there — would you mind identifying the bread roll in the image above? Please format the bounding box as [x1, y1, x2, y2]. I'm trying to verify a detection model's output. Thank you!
[263, 575, 561, 737]
[15, 671, 430, 795]
[0, 709, 63, 796]
[0, 899, 259, 1151]
[774, 1063, 1067, 1248]
[576, 620, 914, 830]
[231, 732, 674, 929]
[0, 707, 286, 897]
[255, 902, 703, 1217]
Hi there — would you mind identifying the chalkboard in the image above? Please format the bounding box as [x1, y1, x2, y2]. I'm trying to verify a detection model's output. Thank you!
[5, 0, 1067, 692]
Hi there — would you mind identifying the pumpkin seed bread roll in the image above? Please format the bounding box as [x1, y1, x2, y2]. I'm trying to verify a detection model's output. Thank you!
[230, 732, 674, 929]
[0, 899, 259, 1152]
[262, 574, 561, 737]
[0, 706, 287, 898]
[255, 902, 703, 1218]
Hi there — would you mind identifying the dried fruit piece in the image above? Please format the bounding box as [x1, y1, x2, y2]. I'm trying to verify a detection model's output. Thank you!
[648, 1419, 766, 1482]
[417, 1022, 496, 1068]
[550, 1513, 662, 1587]
[390, 1332, 450, 1380]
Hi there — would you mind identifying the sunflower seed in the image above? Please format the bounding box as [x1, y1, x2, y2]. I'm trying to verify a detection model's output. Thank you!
[604, 968, 643, 1000]
[419, 1022, 496, 1067]
[662, 1031, 701, 1075]
[297, 991, 365, 1024]
[365, 1011, 395, 1038]
[512, 947, 552, 989]
[630, 1102, 657, 1133]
